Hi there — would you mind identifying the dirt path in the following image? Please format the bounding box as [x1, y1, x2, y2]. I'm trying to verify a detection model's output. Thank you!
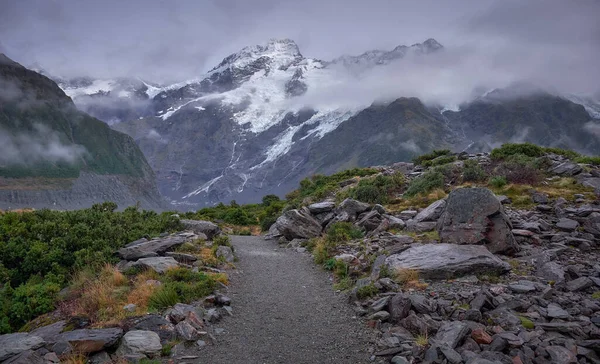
[199, 235, 373, 364]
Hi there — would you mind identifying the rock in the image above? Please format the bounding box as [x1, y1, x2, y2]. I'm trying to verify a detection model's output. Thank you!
[437, 188, 518, 254]
[549, 162, 583, 176]
[368, 311, 390, 321]
[390, 356, 410, 364]
[384, 243, 510, 280]
[333, 253, 356, 264]
[415, 199, 446, 222]
[399, 210, 418, 219]
[132, 315, 176, 344]
[165, 303, 202, 324]
[440, 346, 463, 364]
[56, 328, 123, 354]
[118, 236, 186, 260]
[497, 195, 512, 204]
[29, 320, 66, 343]
[43, 352, 60, 363]
[409, 295, 433, 314]
[388, 293, 411, 322]
[307, 201, 336, 214]
[545, 345, 577, 363]
[405, 220, 437, 233]
[2, 350, 44, 364]
[88, 351, 112, 364]
[547, 303, 569, 319]
[116, 330, 162, 358]
[123, 303, 137, 312]
[566, 277, 593, 292]
[356, 210, 382, 231]
[165, 252, 198, 263]
[583, 213, 600, 238]
[337, 198, 370, 219]
[531, 191, 549, 204]
[274, 209, 322, 240]
[216, 245, 235, 263]
[384, 215, 406, 230]
[536, 262, 566, 284]
[508, 282, 536, 293]
[132, 257, 179, 273]
[0, 333, 45, 361]
[556, 218, 579, 232]
[176, 320, 199, 341]
[180, 219, 221, 239]
[471, 328, 493, 344]
[433, 321, 470, 349]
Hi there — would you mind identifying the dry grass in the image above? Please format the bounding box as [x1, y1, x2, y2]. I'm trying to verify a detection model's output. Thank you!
[404, 230, 440, 242]
[199, 247, 219, 266]
[414, 332, 429, 347]
[388, 188, 448, 212]
[394, 268, 428, 290]
[209, 272, 229, 285]
[59, 354, 88, 364]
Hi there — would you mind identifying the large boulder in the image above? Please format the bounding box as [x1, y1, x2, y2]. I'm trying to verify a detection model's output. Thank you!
[356, 210, 382, 232]
[118, 236, 186, 261]
[132, 315, 176, 344]
[337, 198, 370, 220]
[180, 219, 221, 240]
[307, 201, 336, 214]
[116, 330, 162, 358]
[0, 333, 45, 361]
[415, 199, 446, 222]
[132, 257, 179, 274]
[384, 243, 510, 280]
[56, 328, 123, 354]
[583, 212, 600, 238]
[437, 188, 518, 254]
[274, 209, 322, 240]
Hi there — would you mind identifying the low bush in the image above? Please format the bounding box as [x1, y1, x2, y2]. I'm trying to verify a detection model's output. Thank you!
[326, 222, 364, 245]
[356, 284, 378, 299]
[489, 176, 508, 188]
[575, 156, 600, 165]
[490, 143, 544, 160]
[462, 159, 488, 182]
[349, 172, 405, 204]
[404, 170, 445, 197]
[413, 149, 452, 165]
[422, 155, 457, 167]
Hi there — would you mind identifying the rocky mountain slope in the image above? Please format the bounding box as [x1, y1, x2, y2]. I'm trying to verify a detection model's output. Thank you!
[0, 54, 165, 210]
[56, 39, 600, 209]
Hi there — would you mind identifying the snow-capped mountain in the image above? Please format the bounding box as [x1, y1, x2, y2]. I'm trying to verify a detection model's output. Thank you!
[74, 38, 598, 209]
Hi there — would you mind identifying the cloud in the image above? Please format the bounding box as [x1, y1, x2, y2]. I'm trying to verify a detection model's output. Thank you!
[0, 0, 597, 97]
[584, 121, 600, 139]
[0, 124, 87, 166]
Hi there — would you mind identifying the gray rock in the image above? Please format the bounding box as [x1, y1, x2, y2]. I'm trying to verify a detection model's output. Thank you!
[56, 328, 123, 354]
[509, 282, 536, 293]
[405, 220, 437, 233]
[29, 320, 66, 344]
[175, 320, 200, 341]
[118, 236, 186, 261]
[415, 199, 446, 222]
[2, 350, 44, 364]
[0, 333, 45, 361]
[337, 198, 370, 219]
[368, 311, 390, 321]
[216, 245, 235, 263]
[545, 345, 577, 363]
[274, 209, 322, 240]
[43, 352, 60, 364]
[536, 262, 566, 284]
[307, 201, 335, 214]
[165, 252, 198, 263]
[384, 243, 510, 280]
[549, 162, 583, 176]
[180, 219, 221, 239]
[437, 188, 518, 254]
[433, 321, 470, 349]
[556, 218, 579, 232]
[409, 295, 433, 314]
[440, 346, 463, 364]
[132, 256, 179, 273]
[390, 356, 410, 364]
[388, 293, 411, 323]
[88, 351, 112, 364]
[384, 215, 406, 230]
[356, 210, 382, 231]
[547, 303, 570, 319]
[399, 210, 418, 219]
[132, 315, 176, 344]
[583, 213, 600, 238]
[567, 276, 594, 292]
[116, 330, 162, 358]
[123, 303, 137, 312]
[531, 191, 549, 204]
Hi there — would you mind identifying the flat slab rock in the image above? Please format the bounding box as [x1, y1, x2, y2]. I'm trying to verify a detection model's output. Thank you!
[384, 243, 510, 280]
[180, 219, 221, 239]
[118, 235, 186, 260]
[56, 328, 123, 354]
[0, 333, 45, 361]
[132, 257, 180, 274]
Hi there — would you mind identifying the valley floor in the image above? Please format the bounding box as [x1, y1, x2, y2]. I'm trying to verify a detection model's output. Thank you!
[199, 235, 373, 364]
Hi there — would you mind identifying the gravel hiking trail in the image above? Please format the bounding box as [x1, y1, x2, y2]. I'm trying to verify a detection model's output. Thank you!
[200, 235, 373, 364]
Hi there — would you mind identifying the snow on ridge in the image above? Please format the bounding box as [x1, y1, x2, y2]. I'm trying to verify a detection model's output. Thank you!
[183, 175, 223, 199]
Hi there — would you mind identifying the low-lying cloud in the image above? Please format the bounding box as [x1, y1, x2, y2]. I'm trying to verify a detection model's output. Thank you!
[0, 124, 87, 166]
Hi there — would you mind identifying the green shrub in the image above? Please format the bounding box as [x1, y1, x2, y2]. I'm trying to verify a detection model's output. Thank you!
[150, 269, 217, 310]
[326, 222, 364, 245]
[356, 284, 378, 299]
[413, 149, 452, 165]
[490, 143, 544, 160]
[213, 235, 231, 247]
[349, 172, 405, 204]
[575, 156, 600, 165]
[404, 170, 445, 197]
[463, 160, 488, 182]
[148, 286, 179, 310]
[351, 184, 381, 204]
[489, 176, 508, 188]
[543, 147, 580, 159]
[423, 155, 457, 167]
[333, 260, 349, 279]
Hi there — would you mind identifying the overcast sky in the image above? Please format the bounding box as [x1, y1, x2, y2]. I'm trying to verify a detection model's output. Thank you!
[0, 0, 598, 92]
